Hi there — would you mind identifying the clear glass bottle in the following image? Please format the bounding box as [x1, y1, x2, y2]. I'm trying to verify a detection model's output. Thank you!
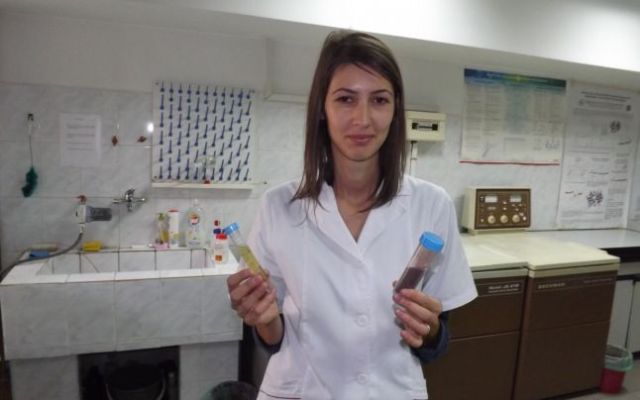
[223, 222, 267, 278]
[394, 231, 444, 293]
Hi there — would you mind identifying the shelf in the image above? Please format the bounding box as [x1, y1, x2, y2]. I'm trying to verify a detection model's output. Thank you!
[151, 182, 255, 190]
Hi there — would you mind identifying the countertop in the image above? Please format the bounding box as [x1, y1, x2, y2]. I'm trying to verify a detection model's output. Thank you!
[461, 228, 640, 276]
[524, 228, 640, 249]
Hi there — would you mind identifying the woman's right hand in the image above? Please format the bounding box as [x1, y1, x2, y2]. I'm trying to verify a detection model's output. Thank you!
[227, 268, 279, 327]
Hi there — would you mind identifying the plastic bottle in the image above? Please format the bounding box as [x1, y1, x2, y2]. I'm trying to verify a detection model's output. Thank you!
[155, 212, 169, 249]
[213, 233, 229, 264]
[167, 209, 181, 249]
[185, 199, 205, 248]
[394, 231, 444, 293]
[211, 220, 222, 247]
[223, 222, 267, 278]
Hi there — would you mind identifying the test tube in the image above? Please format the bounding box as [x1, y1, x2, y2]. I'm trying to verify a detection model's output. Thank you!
[223, 222, 268, 279]
[394, 232, 444, 292]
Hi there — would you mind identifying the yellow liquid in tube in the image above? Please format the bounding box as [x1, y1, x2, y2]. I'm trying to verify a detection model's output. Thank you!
[231, 244, 267, 279]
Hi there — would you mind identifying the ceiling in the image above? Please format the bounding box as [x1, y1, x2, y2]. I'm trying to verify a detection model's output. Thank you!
[1, 0, 639, 90]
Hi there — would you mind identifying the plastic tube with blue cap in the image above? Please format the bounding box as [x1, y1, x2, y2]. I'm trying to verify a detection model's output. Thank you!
[394, 232, 444, 292]
[223, 222, 268, 279]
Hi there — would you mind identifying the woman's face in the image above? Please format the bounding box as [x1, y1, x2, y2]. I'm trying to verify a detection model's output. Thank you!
[324, 64, 395, 166]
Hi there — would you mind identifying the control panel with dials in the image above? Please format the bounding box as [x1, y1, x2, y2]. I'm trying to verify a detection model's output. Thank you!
[461, 187, 531, 234]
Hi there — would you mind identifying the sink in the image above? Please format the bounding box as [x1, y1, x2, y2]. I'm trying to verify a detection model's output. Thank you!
[0, 248, 242, 360]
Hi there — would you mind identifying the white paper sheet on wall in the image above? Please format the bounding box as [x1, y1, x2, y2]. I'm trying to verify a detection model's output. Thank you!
[152, 81, 255, 184]
[461, 68, 566, 164]
[60, 113, 102, 167]
[556, 83, 640, 229]
[630, 160, 640, 229]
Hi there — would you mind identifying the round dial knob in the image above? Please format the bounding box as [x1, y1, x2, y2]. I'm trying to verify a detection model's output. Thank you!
[512, 214, 521, 223]
[500, 214, 509, 224]
[487, 215, 496, 224]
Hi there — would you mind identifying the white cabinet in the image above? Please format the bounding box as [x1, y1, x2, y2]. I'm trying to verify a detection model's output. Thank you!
[627, 280, 640, 352]
[608, 277, 640, 352]
[608, 280, 634, 347]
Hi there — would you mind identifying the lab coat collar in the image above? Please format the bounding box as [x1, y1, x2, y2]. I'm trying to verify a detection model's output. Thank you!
[311, 177, 411, 259]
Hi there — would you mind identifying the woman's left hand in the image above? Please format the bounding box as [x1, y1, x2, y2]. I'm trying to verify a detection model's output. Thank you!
[393, 288, 443, 348]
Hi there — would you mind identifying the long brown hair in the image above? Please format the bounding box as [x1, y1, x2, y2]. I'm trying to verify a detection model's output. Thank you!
[291, 30, 407, 210]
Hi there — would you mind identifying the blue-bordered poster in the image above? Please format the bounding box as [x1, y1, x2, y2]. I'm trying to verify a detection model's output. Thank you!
[461, 68, 567, 165]
[152, 81, 255, 184]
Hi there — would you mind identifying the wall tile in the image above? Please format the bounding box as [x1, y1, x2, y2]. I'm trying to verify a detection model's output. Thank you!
[32, 139, 83, 197]
[156, 249, 190, 270]
[157, 277, 201, 338]
[65, 281, 116, 353]
[0, 197, 48, 252]
[51, 253, 80, 274]
[80, 144, 121, 197]
[1, 262, 42, 284]
[118, 250, 155, 272]
[1, 283, 69, 359]
[37, 260, 53, 275]
[115, 92, 153, 145]
[256, 101, 305, 152]
[191, 248, 207, 269]
[10, 356, 80, 400]
[40, 198, 85, 246]
[118, 197, 156, 247]
[80, 251, 118, 273]
[114, 279, 163, 344]
[179, 342, 240, 400]
[201, 275, 242, 339]
[115, 145, 152, 195]
[0, 141, 31, 197]
[197, 341, 239, 384]
[0, 84, 49, 142]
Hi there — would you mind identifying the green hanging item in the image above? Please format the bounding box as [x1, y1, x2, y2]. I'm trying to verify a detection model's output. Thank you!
[21, 113, 38, 197]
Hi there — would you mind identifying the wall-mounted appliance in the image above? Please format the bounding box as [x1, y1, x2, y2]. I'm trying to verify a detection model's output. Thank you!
[462, 187, 531, 234]
[405, 111, 445, 142]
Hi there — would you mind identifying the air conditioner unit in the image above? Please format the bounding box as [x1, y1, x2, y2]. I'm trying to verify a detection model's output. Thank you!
[405, 111, 446, 142]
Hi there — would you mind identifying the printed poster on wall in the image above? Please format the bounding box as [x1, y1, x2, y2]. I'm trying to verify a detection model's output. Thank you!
[556, 83, 640, 229]
[60, 113, 102, 167]
[629, 151, 640, 231]
[461, 68, 566, 164]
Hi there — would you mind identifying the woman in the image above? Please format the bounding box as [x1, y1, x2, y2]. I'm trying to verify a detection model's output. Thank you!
[227, 31, 477, 399]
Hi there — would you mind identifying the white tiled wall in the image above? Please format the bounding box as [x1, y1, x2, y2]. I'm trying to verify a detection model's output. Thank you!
[0, 82, 305, 268]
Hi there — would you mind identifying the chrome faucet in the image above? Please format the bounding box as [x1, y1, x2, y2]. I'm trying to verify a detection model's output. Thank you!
[113, 188, 147, 211]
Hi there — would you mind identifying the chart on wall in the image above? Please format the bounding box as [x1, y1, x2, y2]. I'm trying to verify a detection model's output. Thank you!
[556, 83, 640, 229]
[152, 80, 255, 184]
[461, 68, 567, 164]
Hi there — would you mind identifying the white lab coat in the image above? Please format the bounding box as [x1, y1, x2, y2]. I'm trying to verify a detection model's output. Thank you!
[248, 175, 477, 400]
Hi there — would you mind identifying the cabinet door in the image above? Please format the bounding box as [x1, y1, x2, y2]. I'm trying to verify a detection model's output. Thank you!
[423, 332, 519, 400]
[627, 281, 640, 352]
[608, 279, 634, 347]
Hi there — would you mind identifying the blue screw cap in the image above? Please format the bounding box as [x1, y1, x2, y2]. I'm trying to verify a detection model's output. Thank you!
[419, 232, 444, 253]
[223, 222, 239, 236]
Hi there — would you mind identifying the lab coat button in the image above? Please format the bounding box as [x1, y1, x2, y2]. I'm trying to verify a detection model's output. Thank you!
[356, 315, 369, 326]
[356, 373, 368, 384]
